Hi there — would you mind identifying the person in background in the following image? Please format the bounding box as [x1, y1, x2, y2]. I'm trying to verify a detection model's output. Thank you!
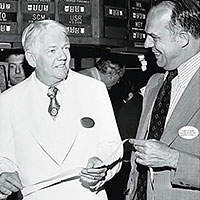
[0, 20, 122, 200]
[79, 58, 130, 118]
[79, 58, 125, 90]
[6, 50, 33, 88]
[126, 0, 200, 200]
[7, 52, 26, 87]
[0, 64, 7, 93]
[105, 82, 143, 200]
[117, 85, 143, 154]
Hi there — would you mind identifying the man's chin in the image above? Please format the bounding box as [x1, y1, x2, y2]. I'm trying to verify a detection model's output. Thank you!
[156, 60, 165, 69]
[11, 79, 24, 85]
[57, 69, 69, 80]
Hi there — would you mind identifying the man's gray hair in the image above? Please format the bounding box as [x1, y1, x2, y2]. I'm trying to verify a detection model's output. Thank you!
[22, 20, 69, 52]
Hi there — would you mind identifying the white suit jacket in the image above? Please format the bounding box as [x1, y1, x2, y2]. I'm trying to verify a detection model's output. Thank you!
[0, 70, 122, 200]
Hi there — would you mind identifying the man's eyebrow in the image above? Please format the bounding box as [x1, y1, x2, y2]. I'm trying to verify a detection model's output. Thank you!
[9, 62, 23, 65]
[47, 45, 57, 49]
[46, 43, 70, 50]
[63, 43, 70, 48]
[45, 46, 56, 52]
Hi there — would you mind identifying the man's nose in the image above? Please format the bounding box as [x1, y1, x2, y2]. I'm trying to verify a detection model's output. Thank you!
[58, 49, 67, 60]
[144, 36, 154, 49]
[15, 65, 21, 74]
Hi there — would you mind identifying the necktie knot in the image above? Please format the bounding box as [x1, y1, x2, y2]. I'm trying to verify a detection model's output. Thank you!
[167, 69, 178, 82]
[47, 87, 58, 99]
[47, 86, 60, 118]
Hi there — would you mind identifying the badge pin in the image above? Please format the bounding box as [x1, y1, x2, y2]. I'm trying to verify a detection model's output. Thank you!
[80, 117, 95, 128]
[178, 126, 199, 140]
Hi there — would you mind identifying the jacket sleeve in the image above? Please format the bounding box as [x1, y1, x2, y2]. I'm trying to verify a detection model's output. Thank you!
[171, 150, 200, 189]
[0, 94, 19, 174]
[93, 82, 123, 181]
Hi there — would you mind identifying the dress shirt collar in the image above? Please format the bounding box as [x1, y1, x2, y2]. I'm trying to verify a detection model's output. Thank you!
[32, 72, 48, 95]
[164, 51, 200, 86]
[32, 70, 71, 96]
[177, 51, 200, 87]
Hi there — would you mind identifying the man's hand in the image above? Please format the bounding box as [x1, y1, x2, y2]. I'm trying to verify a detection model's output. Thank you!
[80, 157, 107, 191]
[0, 172, 23, 199]
[130, 139, 179, 169]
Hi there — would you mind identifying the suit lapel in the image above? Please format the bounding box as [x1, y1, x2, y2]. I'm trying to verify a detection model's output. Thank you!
[137, 74, 164, 139]
[22, 75, 62, 165]
[161, 68, 200, 145]
[52, 77, 83, 165]
[20, 73, 82, 165]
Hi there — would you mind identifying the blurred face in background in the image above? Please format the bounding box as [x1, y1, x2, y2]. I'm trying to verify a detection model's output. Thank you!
[99, 60, 125, 89]
[8, 54, 26, 86]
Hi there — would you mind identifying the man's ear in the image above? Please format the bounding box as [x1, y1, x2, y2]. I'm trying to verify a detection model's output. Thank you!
[25, 51, 36, 68]
[178, 31, 189, 48]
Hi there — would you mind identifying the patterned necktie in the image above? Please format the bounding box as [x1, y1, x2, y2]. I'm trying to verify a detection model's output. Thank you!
[47, 86, 60, 119]
[135, 69, 178, 200]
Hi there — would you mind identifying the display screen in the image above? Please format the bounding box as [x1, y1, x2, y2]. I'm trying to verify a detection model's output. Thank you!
[0, 1, 18, 12]
[21, 0, 55, 29]
[21, 2, 55, 13]
[66, 25, 91, 36]
[105, 6, 127, 19]
[0, 1, 17, 34]
[58, 1, 91, 36]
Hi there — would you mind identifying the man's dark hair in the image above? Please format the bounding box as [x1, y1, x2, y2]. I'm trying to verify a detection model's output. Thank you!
[153, 0, 200, 39]
[6, 49, 34, 79]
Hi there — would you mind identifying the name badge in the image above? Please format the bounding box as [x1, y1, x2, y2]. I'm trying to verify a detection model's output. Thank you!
[178, 126, 199, 140]
[80, 117, 95, 128]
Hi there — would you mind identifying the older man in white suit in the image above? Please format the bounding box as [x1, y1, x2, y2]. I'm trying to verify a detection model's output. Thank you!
[0, 20, 123, 200]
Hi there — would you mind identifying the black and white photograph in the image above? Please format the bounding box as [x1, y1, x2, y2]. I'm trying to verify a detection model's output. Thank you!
[0, 0, 199, 200]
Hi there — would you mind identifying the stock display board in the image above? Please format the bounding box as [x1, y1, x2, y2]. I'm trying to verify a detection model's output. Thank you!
[0, 0, 153, 48]
[58, 0, 92, 36]
[103, 0, 127, 39]
[0, 0, 18, 34]
[128, 0, 150, 44]
[104, 6, 127, 20]
[21, 0, 55, 30]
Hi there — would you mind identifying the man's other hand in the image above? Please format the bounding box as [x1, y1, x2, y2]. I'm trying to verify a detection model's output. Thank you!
[0, 172, 23, 199]
[80, 157, 107, 191]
